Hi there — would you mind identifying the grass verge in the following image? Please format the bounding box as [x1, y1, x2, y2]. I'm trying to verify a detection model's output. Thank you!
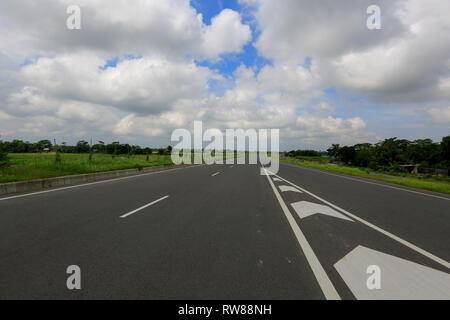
[0, 153, 174, 183]
[281, 158, 450, 195]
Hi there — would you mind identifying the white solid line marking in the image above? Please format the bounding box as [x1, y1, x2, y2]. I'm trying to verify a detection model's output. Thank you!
[120, 196, 169, 219]
[282, 163, 450, 201]
[211, 172, 221, 177]
[0, 165, 202, 202]
[263, 169, 341, 300]
[268, 170, 450, 270]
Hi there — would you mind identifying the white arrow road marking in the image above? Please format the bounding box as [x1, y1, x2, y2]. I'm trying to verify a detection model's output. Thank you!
[334, 246, 450, 300]
[263, 168, 341, 300]
[120, 196, 169, 218]
[291, 201, 354, 222]
[279, 185, 303, 193]
[273, 177, 282, 182]
[266, 169, 450, 270]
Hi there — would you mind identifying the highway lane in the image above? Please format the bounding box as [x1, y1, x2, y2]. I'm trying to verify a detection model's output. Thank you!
[269, 163, 450, 299]
[0, 162, 449, 299]
[0, 164, 323, 299]
[277, 162, 450, 261]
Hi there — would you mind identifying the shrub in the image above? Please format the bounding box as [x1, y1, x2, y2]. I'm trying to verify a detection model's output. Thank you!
[55, 151, 62, 164]
[0, 141, 9, 168]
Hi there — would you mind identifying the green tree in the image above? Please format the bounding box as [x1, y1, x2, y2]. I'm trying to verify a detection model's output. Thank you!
[10, 139, 28, 153]
[338, 146, 356, 165]
[0, 140, 9, 168]
[375, 138, 410, 166]
[76, 140, 90, 153]
[92, 141, 106, 153]
[37, 140, 52, 152]
[440, 136, 450, 168]
[354, 143, 375, 167]
[55, 151, 62, 164]
[327, 144, 340, 159]
[407, 139, 440, 166]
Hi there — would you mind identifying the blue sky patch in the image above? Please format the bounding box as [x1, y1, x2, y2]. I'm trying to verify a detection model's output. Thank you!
[99, 55, 143, 70]
[190, 0, 241, 25]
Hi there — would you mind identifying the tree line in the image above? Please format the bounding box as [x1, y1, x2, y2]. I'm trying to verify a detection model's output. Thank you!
[2, 136, 450, 171]
[325, 136, 450, 171]
[284, 150, 327, 158]
[0, 139, 173, 156]
[284, 136, 450, 172]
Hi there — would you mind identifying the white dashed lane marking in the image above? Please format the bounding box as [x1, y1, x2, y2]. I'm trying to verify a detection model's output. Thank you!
[120, 196, 169, 219]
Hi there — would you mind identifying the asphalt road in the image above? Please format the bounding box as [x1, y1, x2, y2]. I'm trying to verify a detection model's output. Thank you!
[0, 162, 449, 299]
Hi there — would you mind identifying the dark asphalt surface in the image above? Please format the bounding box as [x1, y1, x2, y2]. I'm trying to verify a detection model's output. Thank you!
[0, 162, 449, 299]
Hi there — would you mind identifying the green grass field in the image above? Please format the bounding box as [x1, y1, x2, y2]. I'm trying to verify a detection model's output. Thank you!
[0, 153, 174, 183]
[0, 151, 241, 183]
[281, 158, 450, 195]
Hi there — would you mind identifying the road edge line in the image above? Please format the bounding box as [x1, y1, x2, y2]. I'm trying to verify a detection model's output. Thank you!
[0, 165, 202, 202]
[263, 169, 341, 300]
[281, 162, 450, 201]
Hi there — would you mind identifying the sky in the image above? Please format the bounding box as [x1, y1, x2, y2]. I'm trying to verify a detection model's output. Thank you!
[0, 0, 449, 150]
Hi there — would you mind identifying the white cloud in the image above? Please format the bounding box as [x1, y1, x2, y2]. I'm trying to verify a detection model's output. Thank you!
[311, 102, 334, 116]
[242, 0, 450, 107]
[201, 66, 376, 148]
[428, 107, 450, 125]
[15, 54, 213, 115]
[0, 0, 251, 61]
[1, 0, 447, 149]
[241, 0, 405, 63]
[201, 9, 252, 59]
[0, 0, 257, 145]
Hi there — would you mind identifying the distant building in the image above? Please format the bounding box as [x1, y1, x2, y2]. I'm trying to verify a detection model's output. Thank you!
[399, 165, 415, 173]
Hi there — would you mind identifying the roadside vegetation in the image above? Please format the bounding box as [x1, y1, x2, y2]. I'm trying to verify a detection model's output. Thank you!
[0, 140, 9, 169]
[283, 136, 450, 195]
[0, 153, 173, 183]
[0, 139, 241, 183]
[281, 158, 450, 194]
